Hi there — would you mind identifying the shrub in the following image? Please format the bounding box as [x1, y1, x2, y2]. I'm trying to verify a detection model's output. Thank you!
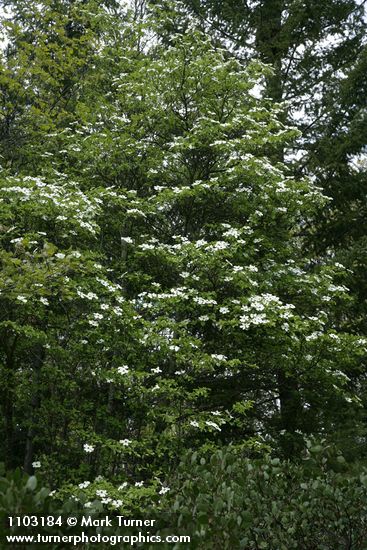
[0, 465, 103, 548]
[156, 446, 367, 549]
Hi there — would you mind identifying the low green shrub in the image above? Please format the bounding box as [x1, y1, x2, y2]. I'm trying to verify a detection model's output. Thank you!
[155, 445, 367, 549]
[0, 465, 103, 548]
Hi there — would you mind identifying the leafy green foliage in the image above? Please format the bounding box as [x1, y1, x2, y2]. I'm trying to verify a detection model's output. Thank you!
[176, 0, 367, 398]
[0, 0, 366, 535]
[157, 445, 367, 549]
[0, 465, 103, 541]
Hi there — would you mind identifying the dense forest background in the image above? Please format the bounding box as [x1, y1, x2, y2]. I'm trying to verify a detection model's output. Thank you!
[0, 0, 367, 547]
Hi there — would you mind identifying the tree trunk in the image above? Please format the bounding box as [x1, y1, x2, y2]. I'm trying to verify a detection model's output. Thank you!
[23, 348, 44, 474]
[255, 0, 283, 104]
[1, 334, 18, 469]
[256, 1, 303, 455]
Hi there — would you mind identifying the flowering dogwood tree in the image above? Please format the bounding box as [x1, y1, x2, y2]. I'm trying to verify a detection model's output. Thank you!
[0, 1, 365, 512]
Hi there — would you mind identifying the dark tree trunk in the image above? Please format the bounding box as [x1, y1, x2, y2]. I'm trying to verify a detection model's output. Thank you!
[1, 334, 18, 469]
[255, 0, 283, 103]
[23, 348, 44, 474]
[256, 1, 303, 455]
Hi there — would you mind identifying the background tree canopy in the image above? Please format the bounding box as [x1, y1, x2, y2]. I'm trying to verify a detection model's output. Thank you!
[0, 1, 367, 547]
